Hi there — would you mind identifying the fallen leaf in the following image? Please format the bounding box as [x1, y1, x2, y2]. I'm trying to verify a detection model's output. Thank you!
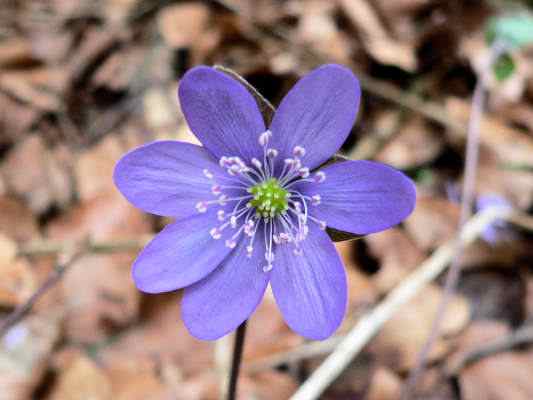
[50, 355, 112, 400]
[0, 315, 61, 400]
[370, 285, 470, 371]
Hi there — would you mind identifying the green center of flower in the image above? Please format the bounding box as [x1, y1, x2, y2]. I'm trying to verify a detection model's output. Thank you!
[249, 178, 289, 218]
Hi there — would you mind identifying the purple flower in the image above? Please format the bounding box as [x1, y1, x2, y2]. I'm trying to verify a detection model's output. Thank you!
[113, 64, 416, 340]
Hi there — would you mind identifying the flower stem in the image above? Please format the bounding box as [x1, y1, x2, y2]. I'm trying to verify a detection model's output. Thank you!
[227, 321, 247, 400]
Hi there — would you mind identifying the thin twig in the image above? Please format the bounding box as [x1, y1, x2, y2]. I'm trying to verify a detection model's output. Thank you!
[245, 336, 343, 373]
[0, 244, 88, 336]
[401, 42, 507, 399]
[17, 236, 152, 257]
[227, 321, 247, 400]
[447, 323, 533, 376]
[289, 206, 512, 400]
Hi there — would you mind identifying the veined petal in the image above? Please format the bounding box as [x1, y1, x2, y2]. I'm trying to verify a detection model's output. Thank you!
[132, 211, 233, 293]
[269, 64, 360, 170]
[270, 224, 347, 340]
[178, 66, 266, 163]
[181, 227, 269, 340]
[114, 140, 225, 218]
[300, 160, 416, 235]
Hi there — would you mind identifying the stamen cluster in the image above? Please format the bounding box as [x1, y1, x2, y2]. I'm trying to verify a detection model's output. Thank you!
[196, 130, 327, 273]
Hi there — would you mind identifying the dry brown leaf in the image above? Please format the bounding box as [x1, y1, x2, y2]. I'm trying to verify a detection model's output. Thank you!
[477, 147, 533, 210]
[340, 0, 417, 71]
[336, 241, 378, 314]
[0, 71, 62, 112]
[297, 1, 351, 63]
[0, 196, 40, 242]
[365, 227, 425, 293]
[449, 321, 533, 400]
[99, 292, 213, 378]
[0, 93, 39, 145]
[0, 315, 61, 400]
[74, 135, 125, 202]
[0, 233, 16, 266]
[2, 135, 72, 213]
[366, 367, 402, 400]
[46, 191, 151, 342]
[404, 196, 460, 250]
[244, 289, 302, 362]
[158, 3, 211, 49]
[370, 284, 470, 371]
[376, 117, 443, 169]
[50, 355, 113, 400]
[446, 97, 533, 168]
[0, 38, 33, 68]
[0, 258, 36, 307]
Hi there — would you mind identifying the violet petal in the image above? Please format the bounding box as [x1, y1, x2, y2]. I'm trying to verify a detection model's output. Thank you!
[298, 160, 416, 235]
[269, 64, 361, 170]
[132, 211, 233, 293]
[181, 227, 269, 340]
[113, 140, 224, 218]
[178, 66, 266, 163]
[270, 223, 347, 340]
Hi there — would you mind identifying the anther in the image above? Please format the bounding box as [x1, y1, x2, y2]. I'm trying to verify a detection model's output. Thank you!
[298, 167, 310, 178]
[217, 210, 225, 221]
[225, 239, 237, 249]
[259, 130, 272, 146]
[267, 148, 279, 158]
[203, 169, 214, 179]
[211, 185, 222, 195]
[251, 158, 262, 169]
[311, 194, 321, 206]
[210, 228, 221, 240]
[293, 146, 306, 158]
[246, 245, 254, 257]
[314, 171, 326, 183]
[196, 202, 207, 213]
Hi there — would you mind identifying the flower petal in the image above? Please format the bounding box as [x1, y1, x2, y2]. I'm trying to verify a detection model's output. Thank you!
[114, 140, 225, 218]
[300, 160, 416, 235]
[178, 66, 266, 163]
[133, 212, 233, 293]
[181, 227, 269, 340]
[269, 64, 361, 170]
[270, 224, 347, 340]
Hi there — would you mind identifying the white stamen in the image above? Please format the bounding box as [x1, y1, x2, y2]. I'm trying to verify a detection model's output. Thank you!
[246, 245, 254, 257]
[203, 169, 214, 179]
[267, 148, 278, 158]
[251, 158, 262, 169]
[298, 167, 310, 178]
[259, 130, 272, 146]
[210, 228, 221, 240]
[211, 185, 222, 195]
[293, 146, 306, 158]
[196, 202, 207, 213]
[217, 210, 225, 221]
[311, 194, 321, 206]
[314, 171, 326, 183]
[225, 239, 237, 249]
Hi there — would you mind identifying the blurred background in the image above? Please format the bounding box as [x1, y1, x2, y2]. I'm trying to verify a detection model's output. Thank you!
[0, 0, 533, 399]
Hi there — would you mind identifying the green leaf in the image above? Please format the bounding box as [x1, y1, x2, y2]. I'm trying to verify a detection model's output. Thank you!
[486, 14, 533, 49]
[493, 53, 516, 81]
